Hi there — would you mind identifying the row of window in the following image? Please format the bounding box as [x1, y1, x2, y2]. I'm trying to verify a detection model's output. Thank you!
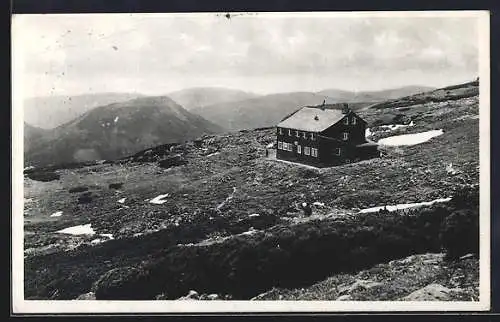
[277, 141, 318, 157]
[278, 128, 316, 140]
[279, 128, 350, 141]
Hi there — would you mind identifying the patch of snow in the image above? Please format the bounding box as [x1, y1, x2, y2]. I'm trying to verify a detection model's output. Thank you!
[150, 194, 169, 204]
[358, 197, 452, 214]
[302, 202, 307, 207]
[249, 213, 260, 218]
[117, 198, 126, 204]
[90, 239, 102, 245]
[379, 121, 415, 131]
[50, 211, 63, 217]
[266, 143, 274, 149]
[24, 166, 35, 171]
[241, 228, 258, 236]
[377, 129, 444, 146]
[313, 202, 325, 207]
[216, 187, 237, 210]
[459, 253, 475, 260]
[206, 152, 220, 157]
[365, 128, 372, 139]
[114, 116, 119, 123]
[24, 198, 33, 204]
[100, 233, 114, 240]
[57, 223, 96, 236]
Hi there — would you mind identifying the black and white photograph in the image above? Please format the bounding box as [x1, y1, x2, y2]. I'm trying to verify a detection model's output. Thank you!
[12, 11, 490, 313]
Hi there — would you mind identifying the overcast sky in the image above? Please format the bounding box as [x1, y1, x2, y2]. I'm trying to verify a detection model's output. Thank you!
[13, 12, 481, 98]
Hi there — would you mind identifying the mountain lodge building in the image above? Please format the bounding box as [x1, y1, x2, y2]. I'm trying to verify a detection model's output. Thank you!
[276, 103, 379, 167]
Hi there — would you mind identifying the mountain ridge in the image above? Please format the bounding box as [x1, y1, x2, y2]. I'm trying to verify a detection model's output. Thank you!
[24, 96, 224, 167]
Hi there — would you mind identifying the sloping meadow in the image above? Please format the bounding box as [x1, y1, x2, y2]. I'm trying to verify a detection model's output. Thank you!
[92, 186, 478, 300]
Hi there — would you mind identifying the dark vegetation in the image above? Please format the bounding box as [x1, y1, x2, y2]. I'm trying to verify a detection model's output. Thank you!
[158, 155, 189, 169]
[25, 170, 60, 182]
[68, 186, 89, 193]
[108, 183, 124, 190]
[25, 185, 478, 300]
[24, 209, 279, 300]
[371, 113, 412, 127]
[94, 187, 478, 300]
[439, 187, 480, 260]
[77, 192, 93, 204]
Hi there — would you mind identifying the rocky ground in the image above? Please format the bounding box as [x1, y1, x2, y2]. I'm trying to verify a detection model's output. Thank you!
[23, 81, 480, 301]
[251, 253, 479, 301]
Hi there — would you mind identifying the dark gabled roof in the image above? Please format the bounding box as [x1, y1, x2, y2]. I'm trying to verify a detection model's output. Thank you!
[277, 106, 364, 132]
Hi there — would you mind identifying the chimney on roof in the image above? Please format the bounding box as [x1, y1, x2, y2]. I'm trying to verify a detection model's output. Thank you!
[314, 115, 319, 121]
[341, 103, 350, 114]
[320, 99, 326, 111]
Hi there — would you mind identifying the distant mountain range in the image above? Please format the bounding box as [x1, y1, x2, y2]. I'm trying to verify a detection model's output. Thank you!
[24, 96, 223, 166]
[24, 92, 144, 129]
[316, 86, 436, 103]
[188, 86, 434, 132]
[190, 92, 338, 132]
[168, 87, 260, 111]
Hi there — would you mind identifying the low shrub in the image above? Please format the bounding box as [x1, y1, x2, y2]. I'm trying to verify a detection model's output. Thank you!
[94, 266, 154, 300]
[78, 192, 93, 204]
[26, 171, 60, 182]
[108, 183, 124, 190]
[69, 186, 89, 193]
[158, 155, 188, 169]
[440, 209, 479, 260]
[94, 204, 457, 300]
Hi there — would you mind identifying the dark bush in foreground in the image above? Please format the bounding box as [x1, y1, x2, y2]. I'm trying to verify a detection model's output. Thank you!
[78, 192, 93, 204]
[158, 155, 188, 169]
[25, 171, 60, 182]
[94, 204, 456, 300]
[27, 187, 479, 301]
[94, 266, 153, 300]
[108, 183, 124, 190]
[69, 186, 89, 193]
[440, 209, 479, 260]
[450, 186, 479, 209]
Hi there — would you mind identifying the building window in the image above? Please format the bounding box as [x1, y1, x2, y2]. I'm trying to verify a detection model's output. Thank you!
[304, 147, 311, 155]
[352, 117, 356, 125]
[295, 130, 300, 137]
[302, 132, 307, 139]
[279, 128, 283, 135]
[310, 133, 316, 140]
[288, 129, 292, 136]
[278, 141, 283, 150]
[297, 145, 302, 154]
[343, 117, 349, 125]
[311, 148, 318, 157]
[336, 148, 341, 156]
[343, 132, 349, 140]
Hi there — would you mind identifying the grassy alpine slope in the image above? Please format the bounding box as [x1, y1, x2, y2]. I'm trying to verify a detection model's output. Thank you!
[23, 81, 480, 300]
